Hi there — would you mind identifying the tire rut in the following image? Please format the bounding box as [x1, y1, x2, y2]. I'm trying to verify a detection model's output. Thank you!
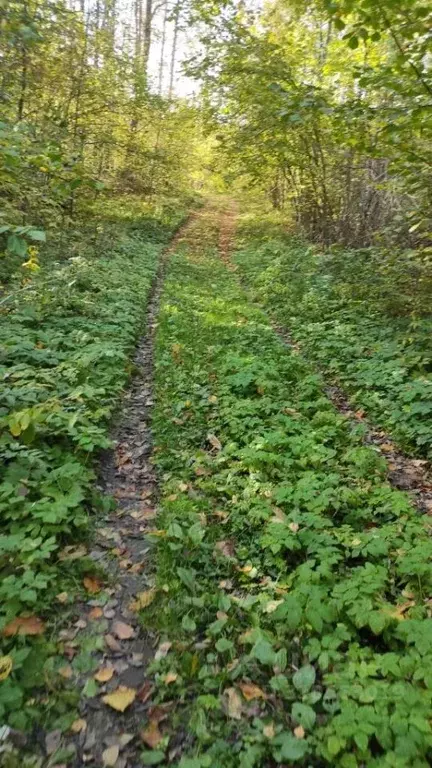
[50, 214, 199, 768]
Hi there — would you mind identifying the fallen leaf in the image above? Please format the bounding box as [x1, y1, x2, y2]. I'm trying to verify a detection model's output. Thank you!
[102, 745, 119, 767]
[164, 671, 178, 684]
[102, 686, 136, 712]
[56, 592, 69, 604]
[141, 721, 163, 748]
[238, 682, 267, 701]
[155, 641, 172, 661]
[137, 680, 154, 703]
[130, 507, 156, 521]
[88, 606, 103, 620]
[105, 634, 122, 652]
[264, 600, 284, 614]
[3, 616, 45, 637]
[208, 395, 218, 403]
[58, 665, 73, 679]
[263, 722, 275, 739]
[380, 442, 394, 453]
[112, 621, 134, 640]
[129, 589, 156, 612]
[58, 544, 87, 561]
[224, 687, 242, 719]
[0, 656, 13, 681]
[288, 522, 299, 533]
[207, 433, 222, 451]
[83, 576, 102, 594]
[70, 719, 87, 734]
[178, 482, 188, 492]
[94, 666, 114, 683]
[167, 494, 178, 502]
[214, 539, 235, 558]
[294, 725, 305, 739]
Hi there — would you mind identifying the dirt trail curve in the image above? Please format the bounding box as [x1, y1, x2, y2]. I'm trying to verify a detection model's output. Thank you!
[53, 213, 200, 768]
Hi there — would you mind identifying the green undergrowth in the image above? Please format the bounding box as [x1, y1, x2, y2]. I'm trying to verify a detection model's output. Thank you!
[233, 215, 432, 458]
[0, 200, 187, 727]
[147, 212, 432, 767]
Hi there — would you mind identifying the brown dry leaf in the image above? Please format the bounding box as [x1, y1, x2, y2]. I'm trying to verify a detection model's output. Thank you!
[112, 621, 135, 640]
[70, 719, 87, 734]
[105, 634, 122, 652]
[238, 682, 267, 701]
[195, 466, 209, 477]
[207, 433, 222, 451]
[3, 615, 45, 637]
[214, 539, 235, 558]
[263, 722, 275, 739]
[137, 680, 154, 703]
[94, 666, 115, 683]
[355, 409, 365, 419]
[56, 592, 69, 604]
[102, 686, 136, 712]
[141, 720, 163, 749]
[224, 687, 242, 719]
[58, 665, 73, 679]
[288, 522, 299, 533]
[88, 606, 103, 620]
[83, 576, 102, 594]
[129, 589, 156, 613]
[294, 725, 305, 739]
[102, 745, 119, 767]
[164, 671, 178, 684]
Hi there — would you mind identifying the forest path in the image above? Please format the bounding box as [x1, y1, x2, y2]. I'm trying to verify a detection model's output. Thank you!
[54, 212, 202, 768]
[46, 200, 430, 768]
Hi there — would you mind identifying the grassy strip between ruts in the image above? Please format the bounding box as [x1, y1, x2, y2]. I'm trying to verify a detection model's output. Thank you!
[232, 214, 432, 459]
[146, 210, 432, 768]
[0, 201, 187, 728]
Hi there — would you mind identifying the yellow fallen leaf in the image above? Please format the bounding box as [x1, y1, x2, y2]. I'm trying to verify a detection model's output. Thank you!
[164, 671, 178, 684]
[70, 719, 87, 734]
[94, 666, 114, 683]
[178, 482, 188, 492]
[129, 588, 156, 612]
[264, 600, 284, 614]
[0, 656, 13, 681]
[263, 722, 275, 739]
[208, 395, 218, 403]
[56, 592, 69, 604]
[294, 725, 305, 739]
[102, 686, 136, 712]
[102, 745, 119, 766]
[58, 665, 73, 679]
[288, 522, 299, 533]
[238, 682, 267, 701]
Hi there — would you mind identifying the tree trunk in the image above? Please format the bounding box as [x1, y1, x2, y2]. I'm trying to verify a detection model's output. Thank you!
[168, 2, 179, 98]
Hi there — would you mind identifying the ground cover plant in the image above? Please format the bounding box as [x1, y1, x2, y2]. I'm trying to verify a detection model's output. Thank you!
[232, 214, 432, 459]
[0, 199, 187, 729]
[143, 210, 432, 767]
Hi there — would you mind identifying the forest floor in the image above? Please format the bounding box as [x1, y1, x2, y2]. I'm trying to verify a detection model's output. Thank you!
[2, 200, 432, 768]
